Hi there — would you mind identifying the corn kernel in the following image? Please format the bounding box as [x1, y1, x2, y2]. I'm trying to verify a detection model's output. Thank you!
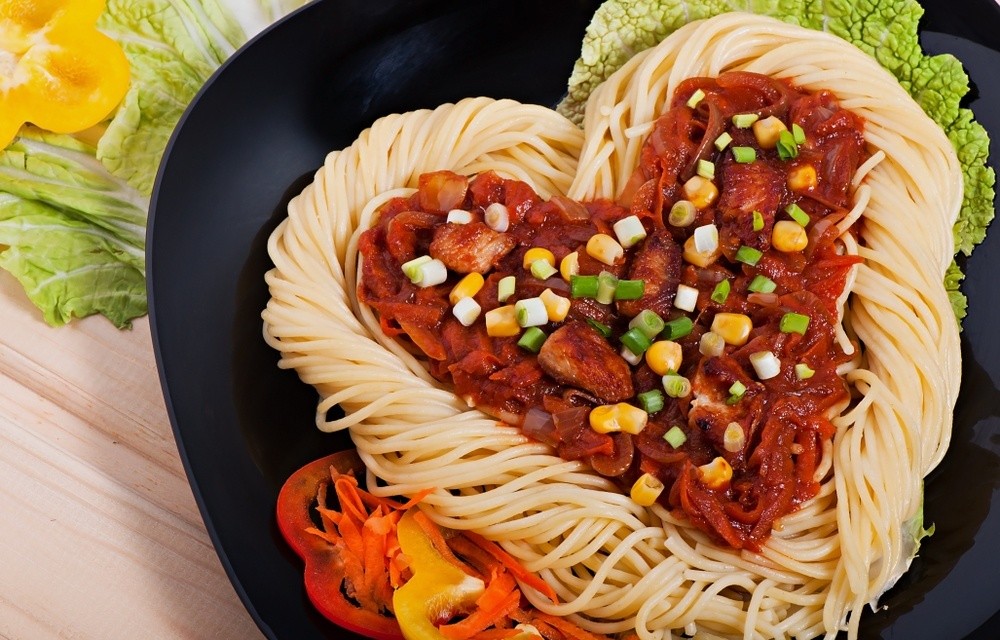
[772, 220, 809, 253]
[645, 340, 682, 376]
[586, 233, 624, 266]
[698, 456, 733, 489]
[485, 305, 521, 337]
[788, 164, 818, 191]
[523, 247, 556, 270]
[539, 288, 571, 322]
[589, 403, 648, 435]
[681, 175, 719, 210]
[723, 422, 745, 453]
[560, 251, 580, 282]
[630, 473, 665, 507]
[752, 115, 788, 149]
[448, 272, 485, 305]
[683, 235, 721, 267]
[710, 313, 753, 346]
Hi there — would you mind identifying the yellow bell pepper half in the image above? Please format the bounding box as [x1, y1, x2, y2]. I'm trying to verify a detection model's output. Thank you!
[0, 0, 129, 149]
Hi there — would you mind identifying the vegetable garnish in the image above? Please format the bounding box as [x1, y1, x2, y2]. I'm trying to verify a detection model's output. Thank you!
[0, 0, 130, 150]
[278, 451, 614, 640]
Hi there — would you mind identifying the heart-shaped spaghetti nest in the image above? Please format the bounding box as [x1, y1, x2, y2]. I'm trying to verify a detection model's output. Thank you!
[263, 13, 961, 640]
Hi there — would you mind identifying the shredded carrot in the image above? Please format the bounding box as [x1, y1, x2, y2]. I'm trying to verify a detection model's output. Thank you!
[465, 531, 559, 604]
[412, 510, 477, 577]
[439, 572, 520, 640]
[532, 613, 608, 640]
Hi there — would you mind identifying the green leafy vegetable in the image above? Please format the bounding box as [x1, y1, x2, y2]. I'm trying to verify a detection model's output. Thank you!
[0, 0, 307, 327]
[558, 0, 995, 322]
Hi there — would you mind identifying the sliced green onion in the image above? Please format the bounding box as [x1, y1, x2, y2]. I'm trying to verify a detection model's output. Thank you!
[780, 312, 810, 335]
[621, 327, 654, 356]
[714, 132, 733, 151]
[735, 245, 763, 266]
[792, 123, 806, 144]
[776, 129, 799, 160]
[498, 275, 516, 302]
[668, 200, 697, 227]
[710, 279, 731, 304]
[664, 425, 687, 448]
[686, 88, 706, 108]
[612, 215, 648, 249]
[409, 259, 448, 287]
[696, 159, 715, 180]
[747, 275, 777, 294]
[662, 316, 694, 340]
[795, 363, 815, 380]
[629, 309, 664, 339]
[517, 327, 547, 353]
[596, 271, 619, 304]
[587, 318, 612, 338]
[752, 210, 765, 232]
[785, 202, 810, 226]
[401, 255, 432, 280]
[732, 113, 759, 128]
[570, 274, 599, 298]
[662, 374, 691, 398]
[530, 258, 558, 280]
[615, 279, 645, 301]
[515, 297, 548, 327]
[726, 380, 747, 405]
[638, 389, 665, 414]
[731, 146, 756, 164]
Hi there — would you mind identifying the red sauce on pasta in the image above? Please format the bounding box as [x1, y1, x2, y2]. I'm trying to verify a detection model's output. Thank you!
[358, 71, 866, 551]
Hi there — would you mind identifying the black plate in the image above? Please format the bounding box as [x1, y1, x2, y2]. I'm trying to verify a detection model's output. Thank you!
[147, 1, 1000, 638]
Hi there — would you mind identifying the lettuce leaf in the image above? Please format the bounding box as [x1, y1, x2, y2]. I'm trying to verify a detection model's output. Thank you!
[558, 0, 995, 321]
[0, 0, 307, 327]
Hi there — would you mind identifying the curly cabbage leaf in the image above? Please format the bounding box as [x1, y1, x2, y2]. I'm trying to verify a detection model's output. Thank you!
[558, 0, 995, 321]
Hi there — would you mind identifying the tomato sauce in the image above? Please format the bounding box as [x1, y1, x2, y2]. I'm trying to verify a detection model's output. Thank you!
[358, 71, 866, 550]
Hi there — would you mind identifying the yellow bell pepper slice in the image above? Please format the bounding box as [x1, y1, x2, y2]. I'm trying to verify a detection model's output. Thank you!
[393, 509, 486, 640]
[0, 0, 129, 149]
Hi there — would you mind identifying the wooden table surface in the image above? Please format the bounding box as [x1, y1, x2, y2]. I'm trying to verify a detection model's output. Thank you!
[0, 272, 265, 640]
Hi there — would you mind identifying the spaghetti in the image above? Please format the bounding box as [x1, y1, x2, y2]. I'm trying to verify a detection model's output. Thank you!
[263, 14, 962, 639]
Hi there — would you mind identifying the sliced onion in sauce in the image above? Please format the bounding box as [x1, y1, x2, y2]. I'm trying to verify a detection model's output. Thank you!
[747, 292, 780, 307]
[521, 408, 558, 447]
[553, 406, 589, 440]
[588, 432, 635, 477]
[550, 195, 590, 221]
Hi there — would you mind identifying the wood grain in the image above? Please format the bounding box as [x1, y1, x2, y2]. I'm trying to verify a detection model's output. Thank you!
[0, 273, 265, 640]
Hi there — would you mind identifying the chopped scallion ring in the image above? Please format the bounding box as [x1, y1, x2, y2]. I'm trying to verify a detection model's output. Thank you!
[795, 363, 816, 380]
[686, 88, 706, 108]
[570, 274, 599, 298]
[696, 159, 716, 180]
[411, 258, 448, 287]
[792, 123, 806, 144]
[735, 245, 763, 266]
[613, 215, 648, 249]
[596, 271, 619, 304]
[747, 275, 777, 294]
[750, 350, 781, 380]
[699, 331, 725, 357]
[662, 316, 694, 340]
[785, 202, 810, 226]
[673, 284, 699, 312]
[726, 380, 747, 405]
[714, 132, 733, 151]
[731, 146, 756, 164]
[693, 223, 719, 254]
[401, 255, 432, 280]
[621, 327, 653, 356]
[629, 309, 665, 338]
[664, 425, 687, 448]
[710, 279, 731, 304]
[752, 210, 765, 232]
[446, 209, 472, 224]
[484, 202, 510, 232]
[668, 200, 697, 227]
[662, 374, 692, 398]
[637, 389, 665, 414]
[514, 297, 548, 327]
[780, 312, 810, 335]
[452, 296, 482, 327]
[530, 259, 558, 280]
[517, 327, 547, 353]
[497, 275, 516, 302]
[587, 318, 612, 338]
[615, 279, 645, 301]
[732, 113, 759, 128]
[776, 129, 799, 160]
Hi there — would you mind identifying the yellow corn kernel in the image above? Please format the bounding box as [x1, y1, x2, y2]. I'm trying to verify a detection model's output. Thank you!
[772, 220, 809, 253]
[645, 340, 683, 376]
[523, 247, 556, 270]
[630, 473, 665, 507]
[448, 272, 485, 305]
[710, 313, 753, 346]
[788, 164, 818, 191]
[559, 251, 580, 282]
[724, 422, 745, 453]
[589, 403, 648, 435]
[681, 175, 719, 210]
[585, 233, 624, 266]
[539, 288, 571, 322]
[484, 305, 520, 337]
[698, 456, 733, 489]
[752, 115, 787, 149]
[683, 235, 721, 268]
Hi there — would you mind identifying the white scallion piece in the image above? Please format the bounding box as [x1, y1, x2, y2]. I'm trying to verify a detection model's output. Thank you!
[484, 202, 510, 232]
[612, 215, 647, 249]
[514, 297, 548, 327]
[412, 258, 448, 287]
[401, 255, 432, 281]
[620, 345, 643, 366]
[446, 209, 473, 224]
[452, 296, 482, 326]
[750, 350, 781, 380]
[692, 223, 719, 254]
[674, 284, 699, 312]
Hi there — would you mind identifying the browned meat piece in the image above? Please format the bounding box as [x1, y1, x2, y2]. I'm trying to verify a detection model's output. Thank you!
[717, 159, 784, 219]
[617, 229, 682, 318]
[537, 323, 634, 403]
[429, 222, 516, 274]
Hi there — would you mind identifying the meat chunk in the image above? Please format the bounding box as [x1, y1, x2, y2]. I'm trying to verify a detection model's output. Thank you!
[617, 229, 682, 318]
[537, 323, 634, 403]
[429, 222, 516, 274]
[717, 159, 784, 219]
